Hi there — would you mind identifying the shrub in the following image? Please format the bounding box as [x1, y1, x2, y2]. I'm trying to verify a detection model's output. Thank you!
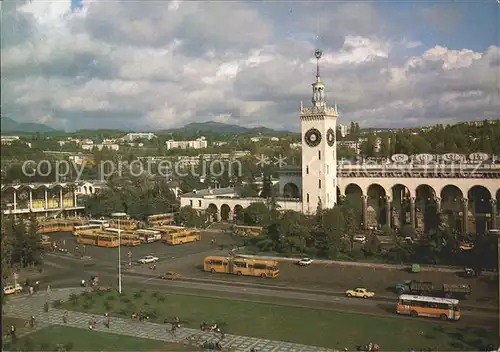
[118, 308, 128, 316]
[52, 300, 62, 308]
[40, 342, 51, 351]
[69, 293, 79, 302]
[103, 301, 113, 311]
[120, 296, 131, 304]
[82, 302, 91, 310]
[151, 291, 159, 298]
[133, 291, 142, 299]
[349, 249, 365, 260]
[23, 338, 35, 351]
[64, 342, 73, 351]
[157, 295, 165, 302]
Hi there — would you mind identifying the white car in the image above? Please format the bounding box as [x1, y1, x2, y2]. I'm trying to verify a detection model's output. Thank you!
[138, 255, 159, 264]
[353, 235, 366, 243]
[3, 284, 23, 295]
[296, 258, 313, 266]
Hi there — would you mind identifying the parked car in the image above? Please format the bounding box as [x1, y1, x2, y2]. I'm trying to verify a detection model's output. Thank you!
[3, 284, 23, 295]
[353, 235, 366, 243]
[138, 255, 159, 264]
[296, 258, 313, 266]
[345, 287, 375, 298]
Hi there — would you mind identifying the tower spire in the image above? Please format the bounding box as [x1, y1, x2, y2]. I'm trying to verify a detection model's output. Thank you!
[312, 48, 325, 108]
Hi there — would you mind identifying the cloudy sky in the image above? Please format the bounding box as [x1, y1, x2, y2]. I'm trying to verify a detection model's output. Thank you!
[1, 0, 499, 132]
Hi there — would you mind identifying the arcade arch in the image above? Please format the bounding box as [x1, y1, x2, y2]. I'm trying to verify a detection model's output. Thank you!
[206, 203, 218, 222]
[391, 184, 412, 230]
[283, 182, 300, 199]
[467, 186, 492, 234]
[415, 184, 437, 233]
[220, 204, 231, 222]
[366, 184, 386, 228]
[234, 204, 244, 224]
[440, 185, 463, 232]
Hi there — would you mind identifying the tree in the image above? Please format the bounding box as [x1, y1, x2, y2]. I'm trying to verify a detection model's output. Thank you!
[175, 206, 203, 228]
[360, 134, 376, 157]
[243, 203, 269, 226]
[260, 171, 273, 199]
[379, 136, 391, 158]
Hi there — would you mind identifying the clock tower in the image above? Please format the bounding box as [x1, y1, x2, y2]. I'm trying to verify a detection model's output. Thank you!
[300, 49, 338, 214]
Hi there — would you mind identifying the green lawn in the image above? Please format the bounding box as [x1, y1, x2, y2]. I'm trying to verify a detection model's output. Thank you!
[1, 326, 194, 351]
[58, 289, 497, 350]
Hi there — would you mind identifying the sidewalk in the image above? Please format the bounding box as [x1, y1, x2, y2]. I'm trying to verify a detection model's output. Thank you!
[3, 289, 335, 352]
[237, 254, 495, 274]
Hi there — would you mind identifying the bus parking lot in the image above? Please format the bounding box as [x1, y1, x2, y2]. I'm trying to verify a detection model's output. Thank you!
[45, 231, 497, 309]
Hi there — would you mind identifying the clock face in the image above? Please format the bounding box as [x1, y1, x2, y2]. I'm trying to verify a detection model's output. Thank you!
[305, 128, 322, 147]
[326, 128, 335, 147]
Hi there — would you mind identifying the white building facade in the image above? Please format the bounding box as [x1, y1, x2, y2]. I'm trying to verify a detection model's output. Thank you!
[165, 137, 207, 150]
[179, 50, 500, 232]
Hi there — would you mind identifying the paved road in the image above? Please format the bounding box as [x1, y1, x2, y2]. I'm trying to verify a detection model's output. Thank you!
[3, 288, 334, 352]
[38, 254, 496, 330]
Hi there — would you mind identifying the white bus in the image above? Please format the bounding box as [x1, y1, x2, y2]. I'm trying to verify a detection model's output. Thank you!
[135, 229, 161, 243]
[396, 294, 460, 321]
[89, 219, 110, 228]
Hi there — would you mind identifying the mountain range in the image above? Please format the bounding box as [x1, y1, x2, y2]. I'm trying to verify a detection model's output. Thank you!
[1, 116, 57, 134]
[1, 117, 293, 135]
[160, 121, 293, 135]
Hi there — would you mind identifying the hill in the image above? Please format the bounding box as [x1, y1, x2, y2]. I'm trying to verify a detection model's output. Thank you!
[160, 121, 294, 135]
[1, 116, 56, 134]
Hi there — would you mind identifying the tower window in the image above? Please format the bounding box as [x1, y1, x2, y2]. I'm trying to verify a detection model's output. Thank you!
[318, 151, 321, 160]
[306, 166, 309, 174]
[319, 179, 321, 189]
[307, 194, 310, 203]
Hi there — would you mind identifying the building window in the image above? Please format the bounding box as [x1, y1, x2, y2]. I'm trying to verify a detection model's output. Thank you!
[198, 200, 202, 207]
[327, 193, 330, 203]
[319, 179, 321, 189]
[190, 200, 193, 206]
[327, 165, 329, 174]
[306, 166, 309, 174]
[307, 194, 310, 203]
[318, 151, 321, 160]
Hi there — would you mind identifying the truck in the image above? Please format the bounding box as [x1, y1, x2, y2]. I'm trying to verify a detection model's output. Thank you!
[395, 280, 471, 299]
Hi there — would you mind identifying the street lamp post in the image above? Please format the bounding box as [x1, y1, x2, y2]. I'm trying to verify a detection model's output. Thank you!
[111, 212, 128, 294]
[118, 218, 122, 294]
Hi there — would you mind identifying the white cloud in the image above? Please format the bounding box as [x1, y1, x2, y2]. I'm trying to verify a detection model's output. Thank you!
[1, 1, 498, 131]
[405, 40, 423, 49]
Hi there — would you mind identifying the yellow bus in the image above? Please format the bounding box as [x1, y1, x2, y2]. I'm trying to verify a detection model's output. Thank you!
[165, 230, 201, 245]
[37, 220, 75, 234]
[149, 226, 185, 241]
[396, 294, 460, 321]
[103, 228, 141, 246]
[147, 213, 174, 226]
[232, 225, 263, 237]
[76, 232, 120, 248]
[120, 233, 141, 247]
[73, 224, 101, 236]
[109, 219, 141, 231]
[204, 256, 279, 279]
